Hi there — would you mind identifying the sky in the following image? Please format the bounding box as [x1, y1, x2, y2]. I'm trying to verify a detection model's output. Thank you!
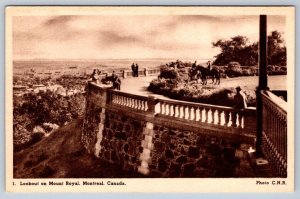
[12, 15, 286, 61]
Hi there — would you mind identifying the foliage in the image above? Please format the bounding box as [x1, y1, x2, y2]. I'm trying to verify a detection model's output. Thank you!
[212, 36, 258, 66]
[149, 60, 257, 107]
[13, 91, 86, 151]
[267, 31, 286, 66]
[159, 65, 179, 79]
[267, 65, 287, 75]
[212, 31, 286, 67]
[225, 62, 243, 77]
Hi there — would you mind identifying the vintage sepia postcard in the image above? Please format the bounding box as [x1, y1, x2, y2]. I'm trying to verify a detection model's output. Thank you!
[6, 6, 295, 192]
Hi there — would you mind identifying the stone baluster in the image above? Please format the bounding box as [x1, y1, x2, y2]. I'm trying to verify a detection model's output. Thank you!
[135, 99, 138, 109]
[120, 96, 123, 106]
[111, 94, 115, 104]
[117, 95, 121, 105]
[172, 104, 176, 117]
[128, 97, 131, 107]
[131, 98, 134, 108]
[189, 106, 193, 120]
[166, 103, 170, 116]
[118, 95, 121, 104]
[224, 110, 230, 126]
[126, 97, 129, 107]
[218, 110, 222, 125]
[231, 111, 238, 127]
[160, 102, 163, 114]
[115, 95, 118, 104]
[132, 99, 136, 109]
[122, 96, 126, 106]
[129, 97, 132, 107]
[211, 109, 216, 124]
[194, 107, 197, 121]
[123, 96, 126, 106]
[205, 108, 209, 123]
[112, 95, 121, 104]
[182, 106, 186, 119]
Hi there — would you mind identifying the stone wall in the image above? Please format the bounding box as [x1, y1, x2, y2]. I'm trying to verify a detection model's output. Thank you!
[96, 112, 253, 177]
[149, 125, 251, 177]
[100, 110, 145, 172]
[81, 83, 110, 155]
[82, 83, 256, 177]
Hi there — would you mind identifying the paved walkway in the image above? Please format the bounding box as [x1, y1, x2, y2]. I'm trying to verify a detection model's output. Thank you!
[120, 76, 169, 99]
[120, 75, 286, 97]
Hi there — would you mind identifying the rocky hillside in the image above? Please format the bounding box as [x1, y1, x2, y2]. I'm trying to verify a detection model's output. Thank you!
[13, 119, 142, 178]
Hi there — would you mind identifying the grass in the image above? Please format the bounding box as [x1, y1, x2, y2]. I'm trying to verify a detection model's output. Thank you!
[13, 118, 143, 178]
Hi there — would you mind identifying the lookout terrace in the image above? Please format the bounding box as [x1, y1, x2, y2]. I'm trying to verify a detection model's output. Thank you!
[80, 16, 287, 178]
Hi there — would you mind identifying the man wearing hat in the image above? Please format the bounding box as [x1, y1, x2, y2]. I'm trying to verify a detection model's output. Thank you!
[232, 86, 247, 127]
[233, 86, 247, 109]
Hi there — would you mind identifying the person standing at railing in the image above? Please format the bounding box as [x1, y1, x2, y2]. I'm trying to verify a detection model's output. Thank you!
[91, 69, 100, 84]
[111, 71, 121, 90]
[131, 63, 135, 77]
[232, 86, 247, 127]
[135, 63, 139, 77]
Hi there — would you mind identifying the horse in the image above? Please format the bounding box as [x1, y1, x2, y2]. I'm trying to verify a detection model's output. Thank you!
[189, 65, 221, 85]
[210, 67, 221, 85]
[188, 67, 201, 82]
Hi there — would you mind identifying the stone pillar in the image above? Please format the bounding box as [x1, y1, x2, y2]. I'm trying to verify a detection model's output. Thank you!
[147, 95, 157, 114]
[138, 122, 154, 175]
[94, 108, 105, 157]
[137, 95, 157, 175]
[81, 83, 112, 155]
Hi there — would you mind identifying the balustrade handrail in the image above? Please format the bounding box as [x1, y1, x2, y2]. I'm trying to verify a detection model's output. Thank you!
[157, 97, 255, 112]
[109, 89, 149, 101]
[260, 89, 287, 177]
[91, 82, 256, 115]
[261, 90, 287, 116]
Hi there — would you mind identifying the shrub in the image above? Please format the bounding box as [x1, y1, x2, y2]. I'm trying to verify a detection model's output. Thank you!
[149, 60, 258, 107]
[249, 66, 258, 75]
[159, 66, 178, 79]
[226, 62, 243, 77]
[267, 65, 287, 75]
[242, 69, 253, 76]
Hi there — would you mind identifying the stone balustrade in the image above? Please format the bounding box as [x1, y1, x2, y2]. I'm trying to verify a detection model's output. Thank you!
[156, 98, 246, 128]
[122, 68, 160, 78]
[107, 89, 257, 135]
[109, 90, 149, 112]
[83, 82, 259, 177]
[261, 90, 287, 177]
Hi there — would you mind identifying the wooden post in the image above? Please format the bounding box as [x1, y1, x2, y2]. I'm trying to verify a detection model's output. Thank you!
[256, 15, 268, 154]
[259, 15, 268, 89]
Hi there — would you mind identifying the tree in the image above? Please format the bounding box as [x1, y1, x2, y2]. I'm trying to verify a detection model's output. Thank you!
[267, 31, 286, 66]
[212, 31, 286, 66]
[212, 36, 256, 66]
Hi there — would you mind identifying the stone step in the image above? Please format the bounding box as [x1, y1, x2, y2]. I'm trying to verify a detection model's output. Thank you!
[248, 150, 279, 177]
